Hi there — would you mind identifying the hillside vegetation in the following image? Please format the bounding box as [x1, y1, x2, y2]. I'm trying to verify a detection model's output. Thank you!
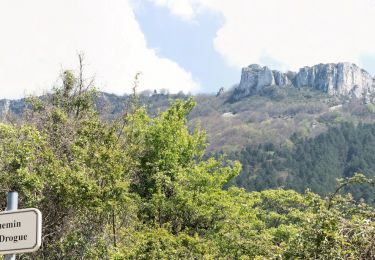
[0, 70, 374, 258]
[192, 86, 375, 153]
[230, 122, 375, 205]
[3, 85, 375, 153]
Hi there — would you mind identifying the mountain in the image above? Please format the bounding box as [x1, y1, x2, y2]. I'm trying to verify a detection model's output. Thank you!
[2, 62, 375, 154]
[0, 92, 190, 122]
[0, 98, 27, 122]
[2, 86, 375, 155]
[1, 63, 375, 205]
[232, 62, 375, 101]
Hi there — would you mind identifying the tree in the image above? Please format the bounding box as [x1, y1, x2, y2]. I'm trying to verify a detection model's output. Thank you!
[1, 59, 375, 258]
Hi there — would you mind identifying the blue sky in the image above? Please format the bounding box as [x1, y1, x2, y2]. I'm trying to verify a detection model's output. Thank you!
[135, 2, 239, 93]
[135, 1, 375, 91]
[361, 54, 375, 75]
[1, 0, 375, 99]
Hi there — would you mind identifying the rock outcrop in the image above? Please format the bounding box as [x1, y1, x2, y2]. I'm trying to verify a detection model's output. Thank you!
[234, 65, 290, 99]
[294, 63, 374, 97]
[233, 62, 375, 100]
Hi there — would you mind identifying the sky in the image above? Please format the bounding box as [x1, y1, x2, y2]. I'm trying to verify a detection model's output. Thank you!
[1, 0, 375, 99]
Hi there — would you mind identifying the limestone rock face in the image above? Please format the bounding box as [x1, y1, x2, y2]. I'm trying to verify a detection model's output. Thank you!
[273, 70, 291, 86]
[234, 62, 375, 100]
[294, 63, 374, 98]
[234, 64, 290, 99]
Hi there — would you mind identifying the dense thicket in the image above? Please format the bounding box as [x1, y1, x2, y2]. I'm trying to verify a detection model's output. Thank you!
[0, 69, 374, 259]
[232, 122, 375, 205]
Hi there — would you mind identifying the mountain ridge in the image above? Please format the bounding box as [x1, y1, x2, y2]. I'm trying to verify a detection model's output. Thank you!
[233, 62, 375, 101]
[2, 62, 375, 154]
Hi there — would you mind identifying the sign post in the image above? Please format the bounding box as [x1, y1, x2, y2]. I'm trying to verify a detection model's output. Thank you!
[0, 192, 42, 258]
[4, 191, 18, 260]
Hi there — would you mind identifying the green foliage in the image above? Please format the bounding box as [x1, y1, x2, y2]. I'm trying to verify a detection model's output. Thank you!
[0, 68, 375, 258]
[232, 122, 375, 205]
[128, 98, 206, 199]
[0, 124, 49, 206]
[284, 191, 375, 259]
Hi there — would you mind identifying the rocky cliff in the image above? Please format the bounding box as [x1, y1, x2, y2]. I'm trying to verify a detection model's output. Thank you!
[0, 98, 27, 121]
[233, 62, 375, 100]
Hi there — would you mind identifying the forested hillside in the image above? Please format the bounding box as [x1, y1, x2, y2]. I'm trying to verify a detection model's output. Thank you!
[231, 122, 375, 205]
[3, 85, 375, 154]
[3, 84, 375, 207]
[0, 70, 374, 258]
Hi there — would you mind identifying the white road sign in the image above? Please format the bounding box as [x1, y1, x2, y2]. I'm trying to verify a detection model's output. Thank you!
[0, 208, 42, 255]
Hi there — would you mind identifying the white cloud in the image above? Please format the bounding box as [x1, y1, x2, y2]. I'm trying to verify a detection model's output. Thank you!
[149, 0, 196, 20]
[151, 0, 375, 73]
[0, 0, 199, 99]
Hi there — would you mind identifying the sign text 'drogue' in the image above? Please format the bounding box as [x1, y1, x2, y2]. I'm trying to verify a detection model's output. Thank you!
[0, 208, 42, 255]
